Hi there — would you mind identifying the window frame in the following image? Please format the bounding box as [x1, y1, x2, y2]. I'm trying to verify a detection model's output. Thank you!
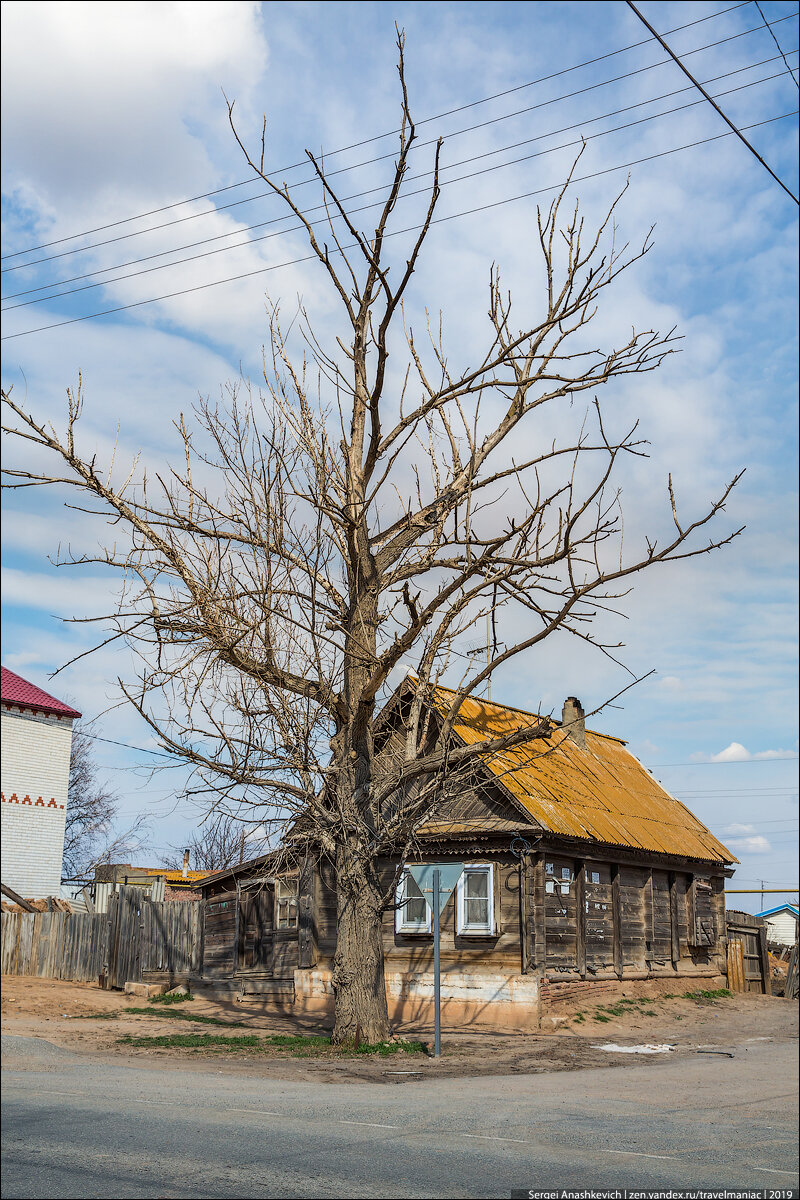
[274, 876, 299, 931]
[456, 863, 495, 937]
[395, 869, 432, 935]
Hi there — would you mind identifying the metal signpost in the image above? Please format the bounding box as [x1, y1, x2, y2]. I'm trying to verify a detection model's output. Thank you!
[406, 862, 464, 1057]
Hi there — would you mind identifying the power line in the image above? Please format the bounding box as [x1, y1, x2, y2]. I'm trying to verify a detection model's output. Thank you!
[654, 756, 799, 766]
[626, 0, 799, 201]
[5, 65, 791, 313]
[5, 54, 792, 310]
[0, 1, 755, 263]
[677, 791, 798, 797]
[82, 731, 174, 759]
[754, 0, 800, 84]
[6, 17, 792, 278]
[2, 109, 795, 342]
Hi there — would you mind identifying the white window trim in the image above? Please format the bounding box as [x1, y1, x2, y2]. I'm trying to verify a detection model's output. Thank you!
[456, 863, 495, 936]
[395, 870, 432, 935]
[275, 876, 299, 930]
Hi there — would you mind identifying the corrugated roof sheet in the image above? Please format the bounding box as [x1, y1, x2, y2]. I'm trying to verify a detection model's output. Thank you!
[1, 666, 81, 718]
[129, 867, 210, 883]
[427, 686, 736, 865]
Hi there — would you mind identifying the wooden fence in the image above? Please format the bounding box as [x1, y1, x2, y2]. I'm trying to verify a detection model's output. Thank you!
[1, 888, 201, 987]
[141, 894, 202, 979]
[726, 910, 771, 994]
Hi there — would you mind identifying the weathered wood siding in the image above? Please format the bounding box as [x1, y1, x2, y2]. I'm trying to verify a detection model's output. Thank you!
[543, 855, 578, 969]
[2, 911, 107, 981]
[529, 852, 726, 979]
[238, 887, 273, 972]
[202, 891, 236, 977]
[2, 896, 200, 984]
[585, 863, 614, 970]
[141, 900, 201, 977]
[379, 856, 523, 975]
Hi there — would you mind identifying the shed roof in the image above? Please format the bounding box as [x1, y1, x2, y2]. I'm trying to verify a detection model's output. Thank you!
[117, 866, 211, 885]
[1, 666, 81, 719]
[427, 685, 736, 865]
[756, 903, 799, 919]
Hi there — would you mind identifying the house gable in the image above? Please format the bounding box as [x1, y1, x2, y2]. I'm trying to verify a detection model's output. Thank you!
[381, 679, 735, 865]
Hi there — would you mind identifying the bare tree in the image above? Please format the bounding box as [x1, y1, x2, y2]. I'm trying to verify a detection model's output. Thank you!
[63, 722, 149, 881]
[164, 816, 266, 873]
[2, 37, 742, 1041]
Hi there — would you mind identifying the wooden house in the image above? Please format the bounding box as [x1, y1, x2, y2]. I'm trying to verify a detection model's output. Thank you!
[190, 686, 737, 1028]
[756, 903, 798, 948]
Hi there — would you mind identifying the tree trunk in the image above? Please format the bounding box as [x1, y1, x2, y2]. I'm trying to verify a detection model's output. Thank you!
[331, 856, 390, 1044]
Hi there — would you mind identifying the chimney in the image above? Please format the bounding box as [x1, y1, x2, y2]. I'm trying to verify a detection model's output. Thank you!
[561, 697, 586, 750]
[182, 849, 190, 879]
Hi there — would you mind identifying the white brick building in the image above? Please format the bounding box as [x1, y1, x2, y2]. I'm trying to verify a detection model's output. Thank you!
[1, 667, 80, 898]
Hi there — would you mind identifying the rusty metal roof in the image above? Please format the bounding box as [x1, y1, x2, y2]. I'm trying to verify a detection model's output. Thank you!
[128, 867, 211, 884]
[428, 687, 736, 864]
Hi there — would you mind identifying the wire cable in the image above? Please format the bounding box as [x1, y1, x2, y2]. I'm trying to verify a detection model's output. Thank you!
[0, 1, 755, 263]
[5, 51, 793, 308]
[7, 17, 794, 278]
[5, 65, 791, 312]
[654, 757, 799, 766]
[626, 0, 798, 201]
[753, 0, 800, 84]
[2, 109, 795, 342]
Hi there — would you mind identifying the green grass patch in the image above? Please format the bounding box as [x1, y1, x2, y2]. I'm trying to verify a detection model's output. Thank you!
[592, 1012, 611, 1022]
[572, 1012, 586, 1023]
[124, 1007, 246, 1027]
[263, 1033, 331, 1049]
[116, 1030, 428, 1056]
[681, 988, 732, 1002]
[147, 991, 194, 1004]
[118, 1033, 261, 1050]
[591, 996, 667, 1020]
[70, 1011, 119, 1020]
[260, 1033, 426, 1056]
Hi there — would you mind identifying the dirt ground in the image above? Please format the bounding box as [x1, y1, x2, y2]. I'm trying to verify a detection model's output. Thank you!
[2, 975, 796, 1084]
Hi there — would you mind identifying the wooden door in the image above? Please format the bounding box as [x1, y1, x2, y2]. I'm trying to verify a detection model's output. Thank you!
[202, 892, 236, 977]
[238, 885, 274, 974]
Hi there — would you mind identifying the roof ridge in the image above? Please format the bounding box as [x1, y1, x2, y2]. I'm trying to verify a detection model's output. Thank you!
[0, 665, 82, 718]
[423, 678, 625, 743]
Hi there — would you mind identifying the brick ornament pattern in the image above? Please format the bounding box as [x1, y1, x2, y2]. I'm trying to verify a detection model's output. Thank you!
[1, 792, 64, 809]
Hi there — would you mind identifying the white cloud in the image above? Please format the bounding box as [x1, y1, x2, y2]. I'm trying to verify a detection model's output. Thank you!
[1, 566, 121, 618]
[692, 742, 800, 763]
[724, 835, 772, 855]
[1, 1, 797, 854]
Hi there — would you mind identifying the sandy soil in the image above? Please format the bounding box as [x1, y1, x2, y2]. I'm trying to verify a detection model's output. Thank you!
[2, 975, 796, 1084]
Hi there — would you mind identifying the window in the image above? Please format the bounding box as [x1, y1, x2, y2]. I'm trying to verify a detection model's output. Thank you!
[456, 864, 495, 936]
[275, 878, 298, 929]
[395, 871, 431, 934]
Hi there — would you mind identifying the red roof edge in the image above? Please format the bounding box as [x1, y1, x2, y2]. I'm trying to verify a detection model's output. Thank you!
[0, 666, 82, 719]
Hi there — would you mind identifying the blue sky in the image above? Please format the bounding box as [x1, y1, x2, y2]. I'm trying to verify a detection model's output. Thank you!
[1, 1, 797, 909]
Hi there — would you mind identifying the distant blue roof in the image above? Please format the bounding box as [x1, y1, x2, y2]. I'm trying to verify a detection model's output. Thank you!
[755, 903, 799, 919]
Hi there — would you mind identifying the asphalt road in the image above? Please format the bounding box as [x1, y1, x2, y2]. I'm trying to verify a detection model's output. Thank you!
[2, 1033, 798, 1199]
